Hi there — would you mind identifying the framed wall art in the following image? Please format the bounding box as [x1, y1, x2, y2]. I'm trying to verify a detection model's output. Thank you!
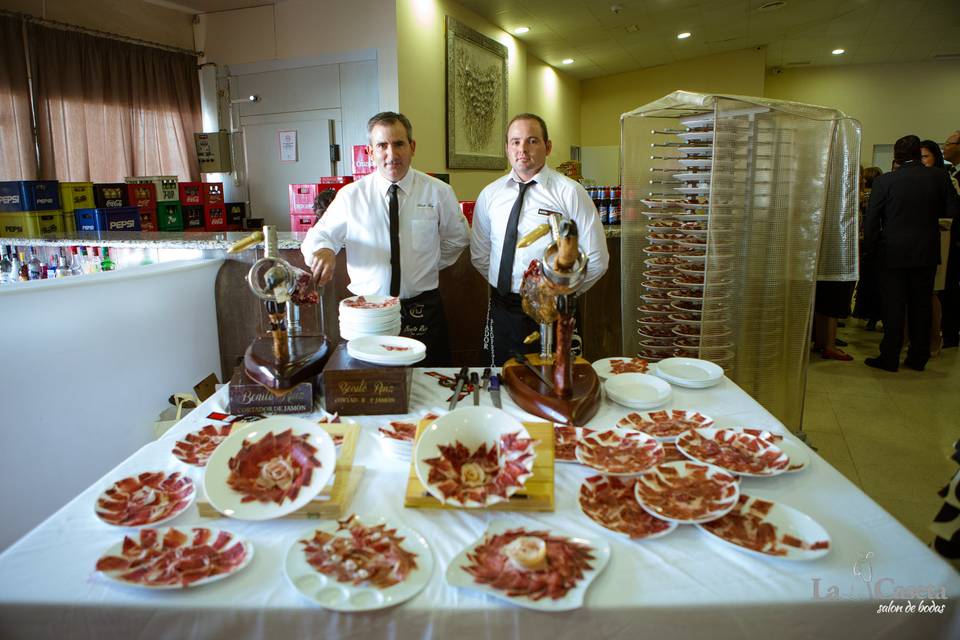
[446, 16, 508, 170]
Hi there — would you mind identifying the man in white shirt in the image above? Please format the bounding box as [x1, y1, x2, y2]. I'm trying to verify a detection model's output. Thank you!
[471, 113, 609, 366]
[301, 111, 470, 365]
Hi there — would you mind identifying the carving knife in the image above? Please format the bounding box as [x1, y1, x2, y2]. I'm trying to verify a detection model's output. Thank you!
[488, 374, 502, 409]
[481, 367, 491, 390]
[512, 352, 555, 391]
[470, 372, 480, 406]
[448, 366, 469, 411]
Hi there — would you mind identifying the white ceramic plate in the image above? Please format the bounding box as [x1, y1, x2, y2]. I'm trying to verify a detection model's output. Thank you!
[285, 516, 433, 611]
[678, 158, 712, 168]
[339, 294, 400, 314]
[204, 417, 337, 520]
[604, 373, 672, 409]
[655, 357, 724, 388]
[445, 519, 610, 611]
[94, 471, 195, 528]
[578, 475, 677, 541]
[414, 406, 534, 508]
[676, 428, 790, 477]
[696, 495, 831, 561]
[347, 335, 426, 362]
[340, 324, 403, 342]
[592, 356, 653, 380]
[575, 428, 664, 476]
[96, 527, 253, 589]
[634, 460, 740, 525]
[617, 409, 715, 442]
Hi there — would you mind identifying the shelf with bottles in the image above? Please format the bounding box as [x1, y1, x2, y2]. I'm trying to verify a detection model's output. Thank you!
[585, 185, 622, 225]
[0, 243, 142, 285]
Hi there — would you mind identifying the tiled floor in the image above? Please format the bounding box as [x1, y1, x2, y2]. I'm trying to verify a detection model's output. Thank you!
[802, 321, 959, 544]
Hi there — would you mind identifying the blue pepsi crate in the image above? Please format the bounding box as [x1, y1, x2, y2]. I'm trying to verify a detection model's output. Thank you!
[0, 180, 61, 212]
[74, 206, 142, 232]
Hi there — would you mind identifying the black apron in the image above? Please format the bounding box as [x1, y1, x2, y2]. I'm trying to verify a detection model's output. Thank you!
[400, 288, 451, 367]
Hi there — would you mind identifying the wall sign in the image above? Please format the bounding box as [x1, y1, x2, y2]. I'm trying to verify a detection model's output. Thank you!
[278, 129, 298, 163]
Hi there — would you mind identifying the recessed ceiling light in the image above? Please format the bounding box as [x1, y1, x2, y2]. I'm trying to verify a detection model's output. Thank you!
[832, 48, 845, 55]
[677, 32, 692, 40]
[561, 58, 574, 65]
[514, 27, 530, 35]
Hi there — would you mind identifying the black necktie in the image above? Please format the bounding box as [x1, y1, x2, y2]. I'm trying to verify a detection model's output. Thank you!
[497, 180, 534, 296]
[388, 184, 400, 297]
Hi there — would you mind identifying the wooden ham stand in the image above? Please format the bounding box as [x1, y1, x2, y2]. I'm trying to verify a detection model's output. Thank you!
[501, 217, 602, 426]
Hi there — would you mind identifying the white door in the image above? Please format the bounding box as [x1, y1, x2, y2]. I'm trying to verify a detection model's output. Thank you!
[240, 110, 343, 229]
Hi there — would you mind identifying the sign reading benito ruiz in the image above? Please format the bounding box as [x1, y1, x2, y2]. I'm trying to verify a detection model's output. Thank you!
[321, 343, 413, 416]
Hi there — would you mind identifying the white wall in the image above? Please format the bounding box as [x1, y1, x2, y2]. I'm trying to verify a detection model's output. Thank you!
[0, 260, 222, 550]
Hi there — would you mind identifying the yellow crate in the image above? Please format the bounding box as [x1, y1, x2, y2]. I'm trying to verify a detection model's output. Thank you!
[59, 182, 95, 213]
[0, 211, 64, 238]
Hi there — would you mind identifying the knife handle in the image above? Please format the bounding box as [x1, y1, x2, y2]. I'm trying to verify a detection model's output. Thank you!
[489, 375, 499, 391]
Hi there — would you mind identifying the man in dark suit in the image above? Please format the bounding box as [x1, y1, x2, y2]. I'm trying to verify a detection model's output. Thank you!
[940, 129, 960, 348]
[863, 134, 960, 372]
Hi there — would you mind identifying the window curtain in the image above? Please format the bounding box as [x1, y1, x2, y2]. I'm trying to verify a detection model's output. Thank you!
[28, 22, 201, 183]
[0, 15, 37, 180]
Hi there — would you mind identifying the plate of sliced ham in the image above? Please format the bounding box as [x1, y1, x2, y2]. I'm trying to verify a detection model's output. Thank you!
[95, 471, 195, 527]
[285, 514, 433, 611]
[697, 494, 831, 561]
[172, 425, 234, 467]
[634, 460, 740, 524]
[446, 520, 610, 611]
[415, 407, 535, 508]
[617, 409, 714, 442]
[575, 428, 664, 476]
[95, 527, 252, 589]
[204, 417, 336, 520]
[676, 428, 790, 477]
[579, 475, 677, 541]
[591, 356, 651, 379]
[553, 425, 595, 463]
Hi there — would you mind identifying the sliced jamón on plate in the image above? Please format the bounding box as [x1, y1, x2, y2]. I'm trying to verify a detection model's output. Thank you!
[96, 527, 252, 588]
[618, 409, 714, 441]
[579, 475, 676, 540]
[676, 428, 790, 477]
[634, 461, 739, 524]
[172, 424, 233, 467]
[95, 471, 195, 527]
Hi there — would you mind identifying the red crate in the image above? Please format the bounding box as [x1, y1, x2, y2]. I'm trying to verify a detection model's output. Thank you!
[459, 200, 476, 225]
[204, 182, 224, 204]
[127, 183, 157, 209]
[288, 184, 318, 215]
[318, 176, 353, 188]
[139, 207, 158, 232]
[203, 203, 226, 231]
[290, 212, 316, 232]
[178, 182, 203, 205]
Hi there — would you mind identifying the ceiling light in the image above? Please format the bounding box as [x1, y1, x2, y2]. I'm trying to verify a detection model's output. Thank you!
[514, 27, 530, 35]
[832, 48, 845, 55]
[677, 32, 692, 40]
[561, 58, 574, 65]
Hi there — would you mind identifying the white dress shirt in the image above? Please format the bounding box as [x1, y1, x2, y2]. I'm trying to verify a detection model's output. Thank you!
[471, 165, 609, 294]
[300, 169, 470, 299]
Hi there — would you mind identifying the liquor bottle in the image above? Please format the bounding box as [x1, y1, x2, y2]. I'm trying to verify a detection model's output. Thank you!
[0, 247, 11, 284]
[609, 186, 621, 225]
[598, 186, 610, 225]
[90, 246, 102, 272]
[56, 250, 70, 278]
[79, 246, 93, 274]
[17, 252, 29, 281]
[101, 247, 115, 271]
[27, 251, 43, 280]
[69, 246, 84, 276]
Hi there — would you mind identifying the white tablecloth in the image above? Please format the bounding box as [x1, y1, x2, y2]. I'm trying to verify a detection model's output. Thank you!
[1, 369, 957, 639]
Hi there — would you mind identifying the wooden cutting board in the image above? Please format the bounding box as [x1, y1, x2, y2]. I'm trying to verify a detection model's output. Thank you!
[197, 420, 364, 519]
[403, 420, 555, 511]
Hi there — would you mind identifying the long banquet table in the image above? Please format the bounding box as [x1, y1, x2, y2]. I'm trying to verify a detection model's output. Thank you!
[1, 368, 957, 639]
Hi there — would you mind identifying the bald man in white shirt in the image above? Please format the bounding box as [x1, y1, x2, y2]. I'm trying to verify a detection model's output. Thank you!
[471, 113, 609, 366]
[301, 111, 470, 365]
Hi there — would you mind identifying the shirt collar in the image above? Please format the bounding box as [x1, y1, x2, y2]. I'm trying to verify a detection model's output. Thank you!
[509, 165, 550, 188]
[374, 168, 415, 196]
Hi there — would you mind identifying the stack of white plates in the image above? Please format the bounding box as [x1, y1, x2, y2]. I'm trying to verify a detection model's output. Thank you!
[339, 295, 402, 341]
[604, 373, 672, 410]
[346, 335, 426, 366]
[655, 357, 724, 388]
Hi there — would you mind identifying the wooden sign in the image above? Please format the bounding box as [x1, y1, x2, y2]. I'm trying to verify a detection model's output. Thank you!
[228, 366, 314, 415]
[321, 342, 412, 415]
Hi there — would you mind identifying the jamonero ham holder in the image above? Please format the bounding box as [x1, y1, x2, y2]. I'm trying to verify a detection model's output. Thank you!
[227, 226, 332, 409]
[502, 213, 602, 426]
